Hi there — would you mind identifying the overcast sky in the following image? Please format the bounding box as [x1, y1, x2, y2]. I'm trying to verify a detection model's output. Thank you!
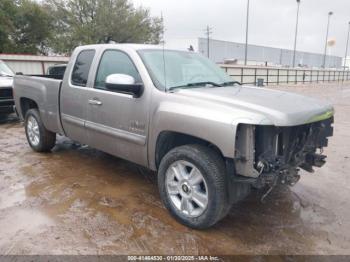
[132, 0, 350, 57]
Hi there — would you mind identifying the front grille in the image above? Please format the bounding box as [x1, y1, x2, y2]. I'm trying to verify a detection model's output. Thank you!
[0, 88, 13, 99]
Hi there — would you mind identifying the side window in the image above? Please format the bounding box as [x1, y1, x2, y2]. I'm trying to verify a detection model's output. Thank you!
[95, 50, 141, 90]
[71, 50, 95, 87]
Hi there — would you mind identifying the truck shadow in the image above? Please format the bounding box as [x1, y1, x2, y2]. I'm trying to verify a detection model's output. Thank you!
[0, 113, 19, 125]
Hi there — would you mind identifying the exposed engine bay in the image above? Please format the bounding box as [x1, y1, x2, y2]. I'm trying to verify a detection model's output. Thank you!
[233, 117, 334, 195]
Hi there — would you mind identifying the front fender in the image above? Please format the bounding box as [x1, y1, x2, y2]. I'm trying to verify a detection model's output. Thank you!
[148, 101, 237, 170]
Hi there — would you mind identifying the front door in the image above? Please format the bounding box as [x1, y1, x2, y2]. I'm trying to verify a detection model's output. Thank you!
[84, 49, 150, 166]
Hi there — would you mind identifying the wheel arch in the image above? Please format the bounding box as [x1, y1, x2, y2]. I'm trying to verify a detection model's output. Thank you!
[153, 131, 225, 170]
[20, 97, 39, 119]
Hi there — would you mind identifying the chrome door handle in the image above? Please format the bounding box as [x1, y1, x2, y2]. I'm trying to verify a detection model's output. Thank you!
[88, 99, 102, 106]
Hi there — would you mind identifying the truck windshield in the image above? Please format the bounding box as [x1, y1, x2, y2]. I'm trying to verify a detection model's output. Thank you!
[0, 61, 14, 77]
[138, 49, 232, 91]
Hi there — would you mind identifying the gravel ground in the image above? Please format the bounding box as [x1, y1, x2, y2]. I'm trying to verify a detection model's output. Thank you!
[0, 82, 349, 255]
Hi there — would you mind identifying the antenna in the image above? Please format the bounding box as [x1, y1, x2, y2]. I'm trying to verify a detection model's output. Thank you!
[161, 12, 167, 90]
[204, 25, 213, 59]
[160, 12, 165, 46]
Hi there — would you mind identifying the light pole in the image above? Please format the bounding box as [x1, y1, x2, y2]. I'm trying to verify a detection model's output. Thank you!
[344, 22, 350, 69]
[292, 0, 301, 68]
[244, 0, 250, 66]
[322, 11, 333, 68]
[205, 25, 212, 58]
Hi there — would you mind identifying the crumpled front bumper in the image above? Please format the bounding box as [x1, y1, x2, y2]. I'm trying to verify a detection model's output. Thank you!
[234, 117, 334, 186]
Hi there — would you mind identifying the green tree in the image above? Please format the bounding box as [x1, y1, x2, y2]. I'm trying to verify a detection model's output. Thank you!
[46, 0, 163, 54]
[0, 0, 52, 54]
[11, 0, 53, 54]
[0, 0, 17, 53]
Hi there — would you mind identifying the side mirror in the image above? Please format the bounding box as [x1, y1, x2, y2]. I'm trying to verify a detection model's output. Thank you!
[105, 74, 143, 98]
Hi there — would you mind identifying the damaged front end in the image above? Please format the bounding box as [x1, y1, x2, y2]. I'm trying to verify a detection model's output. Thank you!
[233, 117, 334, 194]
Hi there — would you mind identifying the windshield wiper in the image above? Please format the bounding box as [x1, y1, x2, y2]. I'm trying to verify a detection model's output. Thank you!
[221, 81, 242, 86]
[168, 81, 222, 91]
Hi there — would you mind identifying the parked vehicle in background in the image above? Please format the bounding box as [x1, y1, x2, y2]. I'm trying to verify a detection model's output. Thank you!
[0, 60, 14, 116]
[13, 44, 334, 229]
[47, 64, 67, 78]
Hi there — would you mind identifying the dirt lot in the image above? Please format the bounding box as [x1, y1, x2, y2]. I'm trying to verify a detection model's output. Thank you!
[0, 83, 349, 255]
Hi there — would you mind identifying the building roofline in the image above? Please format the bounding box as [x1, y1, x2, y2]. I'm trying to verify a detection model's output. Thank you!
[0, 53, 69, 57]
[198, 37, 342, 59]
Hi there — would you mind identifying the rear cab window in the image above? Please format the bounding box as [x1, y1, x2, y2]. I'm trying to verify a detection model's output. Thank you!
[71, 50, 96, 87]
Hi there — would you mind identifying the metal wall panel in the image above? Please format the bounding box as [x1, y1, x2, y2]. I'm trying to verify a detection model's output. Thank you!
[199, 38, 342, 68]
[0, 54, 69, 74]
[5, 61, 42, 74]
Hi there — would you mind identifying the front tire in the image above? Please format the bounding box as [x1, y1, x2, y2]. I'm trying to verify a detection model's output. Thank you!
[25, 109, 56, 152]
[158, 145, 229, 229]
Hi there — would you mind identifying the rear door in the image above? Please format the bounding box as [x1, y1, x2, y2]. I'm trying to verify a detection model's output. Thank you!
[60, 49, 96, 144]
[84, 48, 151, 166]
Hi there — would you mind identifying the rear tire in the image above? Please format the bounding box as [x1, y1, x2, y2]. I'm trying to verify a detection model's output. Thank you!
[158, 144, 230, 229]
[25, 109, 56, 152]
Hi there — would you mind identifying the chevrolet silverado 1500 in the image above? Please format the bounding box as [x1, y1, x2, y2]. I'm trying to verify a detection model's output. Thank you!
[13, 44, 334, 228]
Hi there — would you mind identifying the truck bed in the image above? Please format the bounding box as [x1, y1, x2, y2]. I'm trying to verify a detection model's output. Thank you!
[13, 75, 64, 134]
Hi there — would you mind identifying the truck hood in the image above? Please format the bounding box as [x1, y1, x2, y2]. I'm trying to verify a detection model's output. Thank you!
[0, 76, 13, 88]
[174, 85, 334, 126]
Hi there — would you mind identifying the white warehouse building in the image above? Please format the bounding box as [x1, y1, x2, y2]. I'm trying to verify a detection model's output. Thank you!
[0, 54, 69, 75]
[344, 56, 350, 69]
[165, 37, 343, 69]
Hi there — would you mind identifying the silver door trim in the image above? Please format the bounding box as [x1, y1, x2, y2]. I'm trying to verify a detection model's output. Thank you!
[85, 121, 146, 146]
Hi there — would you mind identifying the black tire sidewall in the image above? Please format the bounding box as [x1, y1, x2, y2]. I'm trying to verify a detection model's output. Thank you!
[24, 109, 51, 152]
[158, 145, 228, 229]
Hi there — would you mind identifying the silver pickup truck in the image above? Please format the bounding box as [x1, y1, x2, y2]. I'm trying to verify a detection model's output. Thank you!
[13, 44, 334, 228]
[0, 60, 14, 116]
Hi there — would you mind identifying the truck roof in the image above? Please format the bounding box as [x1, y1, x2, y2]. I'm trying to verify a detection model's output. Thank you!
[78, 43, 164, 51]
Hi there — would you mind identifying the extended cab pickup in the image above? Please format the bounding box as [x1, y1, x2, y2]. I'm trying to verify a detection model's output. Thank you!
[13, 44, 334, 228]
